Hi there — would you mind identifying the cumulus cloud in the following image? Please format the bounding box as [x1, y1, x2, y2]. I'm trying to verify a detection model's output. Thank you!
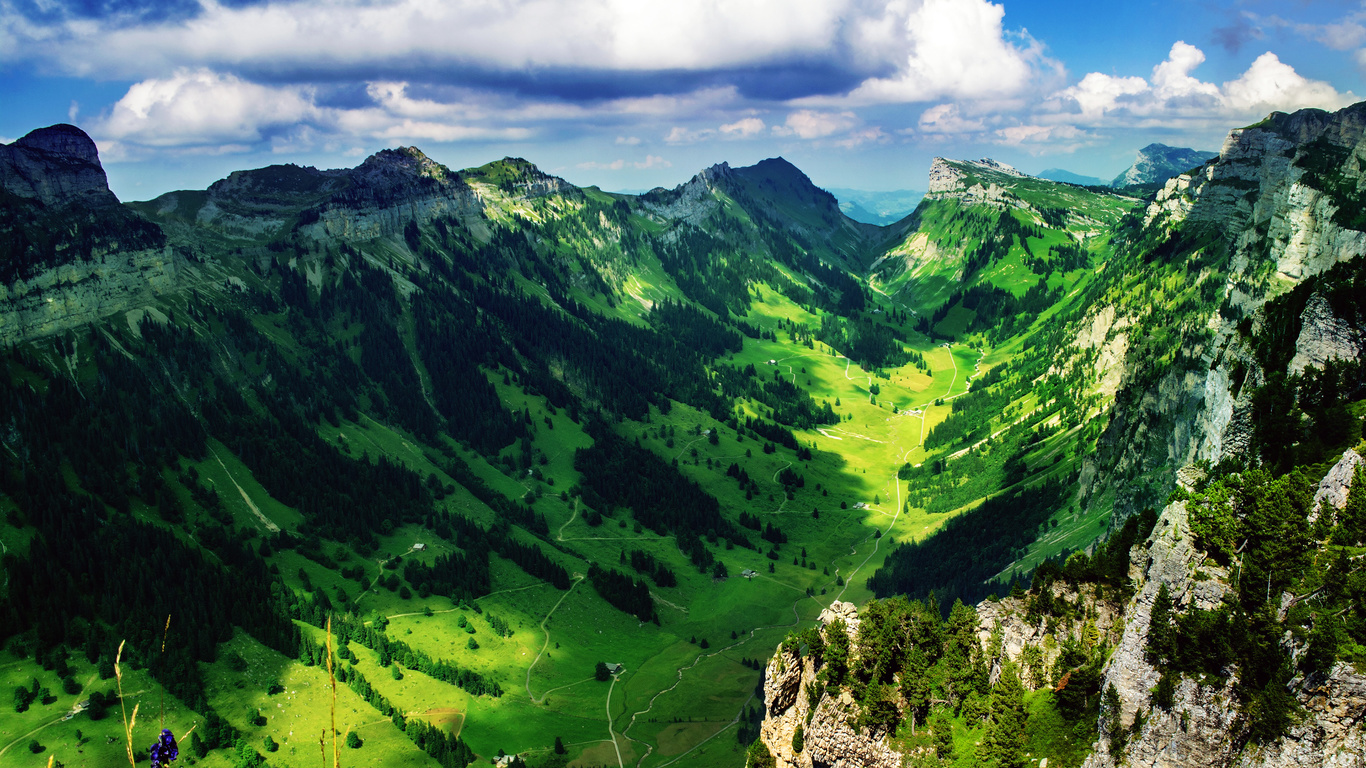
[1222, 52, 1349, 113]
[917, 103, 986, 135]
[1, 0, 1054, 109]
[815, 0, 1057, 106]
[96, 69, 318, 147]
[720, 117, 766, 137]
[993, 123, 1084, 147]
[93, 72, 535, 154]
[772, 110, 857, 139]
[1050, 41, 1354, 127]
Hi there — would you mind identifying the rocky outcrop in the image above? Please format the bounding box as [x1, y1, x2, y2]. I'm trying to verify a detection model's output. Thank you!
[1112, 143, 1217, 188]
[1086, 102, 1366, 520]
[759, 602, 902, 768]
[1085, 455, 1366, 768]
[1310, 449, 1363, 524]
[0, 124, 118, 209]
[1, 124, 184, 344]
[1289, 293, 1365, 374]
[924, 157, 1026, 207]
[977, 583, 1125, 687]
[0, 246, 187, 346]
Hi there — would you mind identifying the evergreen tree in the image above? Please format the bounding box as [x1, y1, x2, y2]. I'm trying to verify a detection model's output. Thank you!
[978, 662, 1027, 768]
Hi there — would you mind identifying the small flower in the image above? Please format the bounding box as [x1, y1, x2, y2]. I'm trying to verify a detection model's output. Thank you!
[149, 729, 179, 768]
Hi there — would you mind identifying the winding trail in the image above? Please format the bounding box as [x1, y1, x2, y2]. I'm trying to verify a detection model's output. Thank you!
[557, 499, 580, 541]
[0, 716, 66, 760]
[621, 578, 823, 768]
[608, 674, 625, 768]
[526, 575, 586, 702]
[836, 472, 903, 603]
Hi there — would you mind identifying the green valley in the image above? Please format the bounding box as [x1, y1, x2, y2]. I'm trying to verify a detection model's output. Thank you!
[2, 97, 1365, 768]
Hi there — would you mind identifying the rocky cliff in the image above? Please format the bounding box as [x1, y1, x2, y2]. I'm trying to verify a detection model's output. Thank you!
[1084, 450, 1366, 768]
[1081, 101, 1366, 518]
[1, 125, 181, 344]
[759, 602, 903, 768]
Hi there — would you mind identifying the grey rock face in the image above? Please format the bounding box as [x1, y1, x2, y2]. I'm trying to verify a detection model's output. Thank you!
[759, 604, 902, 768]
[1289, 293, 1365, 375]
[0, 247, 186, 347]
[1310, 449, 1364, 524]
[1086, 459, 1366, 768]
[1, 124, 118, 209]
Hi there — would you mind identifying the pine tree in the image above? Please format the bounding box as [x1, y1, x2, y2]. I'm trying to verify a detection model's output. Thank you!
[1147, 583, 1174, 665]
[978, 662, 1027, 768]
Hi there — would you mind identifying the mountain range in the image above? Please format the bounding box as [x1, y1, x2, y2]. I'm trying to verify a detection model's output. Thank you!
[0, 99, 1363, 768]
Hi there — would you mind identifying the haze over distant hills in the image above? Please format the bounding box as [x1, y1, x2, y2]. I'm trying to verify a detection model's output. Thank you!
[826, 187, 924, 225]
[1038, 168, 1107, 186]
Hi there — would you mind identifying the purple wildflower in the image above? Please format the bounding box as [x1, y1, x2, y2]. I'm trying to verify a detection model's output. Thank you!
[149, 729, 179, 768]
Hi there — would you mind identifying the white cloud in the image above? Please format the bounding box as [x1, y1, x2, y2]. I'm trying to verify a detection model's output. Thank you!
[1150, 42, 1220, 102]
[993, 123, 1084, 146]
[1061, 72, 1149, 118]
[1, 0, 850, 78]
[95, 69, 317, 147]
[1049, 41, 1354, 127]
[773, 110, 857, 139]
[818, 0, 1056, 106]
[917, 103, 986, 135]
[615, 136, 641, 145]
[720, 117, 766, 137]
[836, 127, 887, 148]
[1222, 52, 1349, 113]
[664, 126, 713, 145]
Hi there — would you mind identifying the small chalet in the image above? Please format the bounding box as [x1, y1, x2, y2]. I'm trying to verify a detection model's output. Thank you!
[741, 569, 758, 580]
[605, 662, 624, 675]
[413, 542, 427, 551]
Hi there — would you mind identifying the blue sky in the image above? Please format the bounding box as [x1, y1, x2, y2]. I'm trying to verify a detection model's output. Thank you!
[2, 0, 1363, 200]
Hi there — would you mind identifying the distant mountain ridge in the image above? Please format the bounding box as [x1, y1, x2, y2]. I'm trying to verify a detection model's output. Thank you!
[1038, 167, 1106, 186]
[1110, 142, 1217, 186]
[826, 187, 924, 226]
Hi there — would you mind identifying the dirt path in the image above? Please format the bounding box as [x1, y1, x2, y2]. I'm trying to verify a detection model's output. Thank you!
[621, 586, 817, 767]
[526, 576, 586, 701]
[650, 591, 688, 614]
[836, 473, 903, 602]
[354, 546, 416, 605]
[209, 445, 280, 533]
[654, 693, 753, 768]
[608, 674, 625, 768]
[0, 715, 66, 760]
[557, 499, 580, 541]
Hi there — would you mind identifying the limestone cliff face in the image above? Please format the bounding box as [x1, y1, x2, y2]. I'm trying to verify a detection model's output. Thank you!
[923, 157, 1027, 208]
[1083, 102, 1366, 518]
[0, 124, 118, 209]
[759, 602, 902, 768]
[307, 149, 487, 244]
[0, 125, 185, 345]
[1083, 451, 1366, 768]
[0, 246, 188, 347]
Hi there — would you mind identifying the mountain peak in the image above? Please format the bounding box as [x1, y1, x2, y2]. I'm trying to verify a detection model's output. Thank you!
[1111, 143, 1216, 187]
[13, 124, 101, 166]
[925, 157, 1026, 197]
[464, 156, 574, 198]
[1, 123, 116, 208]
[357, 146, 452, 182]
